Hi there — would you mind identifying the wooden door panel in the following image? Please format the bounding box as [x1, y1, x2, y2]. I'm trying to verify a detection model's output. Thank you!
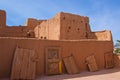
[63, 55, 79, 74]
[11, 47, 37, 80]
[105, 53, 114, 68]
[86, 55, 98, 72]
[45, 47, 62, 75]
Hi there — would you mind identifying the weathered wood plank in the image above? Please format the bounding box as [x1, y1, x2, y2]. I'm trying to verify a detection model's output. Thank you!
[86, 55, 98, 72]
[11, 47, 24, 79]
[63, 55, 79, 74]
[105, 53, 114, 69]
[11, 47, 36, 80]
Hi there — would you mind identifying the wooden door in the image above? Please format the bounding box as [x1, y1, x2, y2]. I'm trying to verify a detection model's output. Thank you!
[45, 47, 62, 75]
[85, 55, 98, 72]
[63, 55, 79, 74]
[11, 47, 37, 80]
[105, 53, 114, 68]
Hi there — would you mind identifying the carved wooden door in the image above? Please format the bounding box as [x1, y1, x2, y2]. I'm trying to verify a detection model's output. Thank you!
[45, 47, 62, 75]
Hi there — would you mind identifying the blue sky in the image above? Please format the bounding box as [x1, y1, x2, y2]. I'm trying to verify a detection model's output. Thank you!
[0, 0, 120, 44]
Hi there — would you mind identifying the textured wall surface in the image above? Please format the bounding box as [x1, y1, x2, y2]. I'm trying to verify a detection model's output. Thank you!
[0, 10, 6, 28]
[0, 10, 114, 79]
[88, 30, 113, 41]
[25, 18, 45, 30]
[60, 12, 91, 40]
[0, 10, 113, 41]
[0, 38, 113, 78]
[34, 13, 60, 40]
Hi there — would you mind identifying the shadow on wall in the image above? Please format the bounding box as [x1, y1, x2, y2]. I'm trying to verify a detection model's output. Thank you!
[88, 30, 112, 41]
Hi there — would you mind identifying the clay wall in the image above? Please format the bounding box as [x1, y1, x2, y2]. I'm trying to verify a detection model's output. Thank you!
[0, 10, 6, 28]
[88, 30, 113, 41]
[34, 13, 60, 40]
[114, 55, 120, 67]
[34, 12, 93, 40]
[0, 37, 113, 78]
[60, 12, 91, 40]
[0, 26, 34, 37]
[25, 18, 46, 30]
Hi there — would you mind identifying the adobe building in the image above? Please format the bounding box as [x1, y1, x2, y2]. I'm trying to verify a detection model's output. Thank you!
[0, 10, 114, 78]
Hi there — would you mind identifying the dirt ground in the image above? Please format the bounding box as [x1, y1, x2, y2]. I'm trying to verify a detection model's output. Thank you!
[37, 68, 120, 80]
[1, 68, 120, 80]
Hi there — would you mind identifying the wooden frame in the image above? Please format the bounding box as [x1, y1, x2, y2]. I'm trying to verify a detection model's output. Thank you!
[45, 47, 62, 75]
[104, 53, 114, 69]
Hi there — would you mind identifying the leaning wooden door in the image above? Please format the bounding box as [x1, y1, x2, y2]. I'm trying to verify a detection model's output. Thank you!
[85, 55, 98, 72]
[45, 47, 62, 75]
[63, 55, 79, 74]
[11, 47, 37, 80]
[105, 53, 114, 69]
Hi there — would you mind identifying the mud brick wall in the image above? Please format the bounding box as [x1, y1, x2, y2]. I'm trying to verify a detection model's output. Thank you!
[25, 18, 45, 30]
[34, 13, 61, 40]
[0, 38, 113, 78]
[88, 30, 113, 40]
[0, 10, 6, 28]
[60, 12, 91, 40]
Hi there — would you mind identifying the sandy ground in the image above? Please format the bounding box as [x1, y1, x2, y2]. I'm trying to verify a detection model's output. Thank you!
[1, 68, 120, 80]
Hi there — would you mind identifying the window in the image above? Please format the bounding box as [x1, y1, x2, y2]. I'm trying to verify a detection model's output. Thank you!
[44, 37, 47, 39]
[41, 36, 43, 39]
[77, 28, 80, 33]
[63, 17, 65, 20]
[68, 26, 71, 29]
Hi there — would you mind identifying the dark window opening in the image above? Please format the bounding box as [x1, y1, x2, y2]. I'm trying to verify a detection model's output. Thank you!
[63, 17, 65, 20]
[81, 21, 83, 23]
[44, 37, 47, 39]
[77, 28, 80, 30]
[41, 36, 43, 39]
[68, 26, 71, 29]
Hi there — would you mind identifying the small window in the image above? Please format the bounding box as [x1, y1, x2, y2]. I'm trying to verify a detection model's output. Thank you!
[85, 32, 88, 38]
[77, 28, 80, 30]
[68, 26, 71, 29]
[81, 21, 83, 23]
[41, 36, 43, 39]
[44, 37, 47, 39]
[63, 17, 65, 20]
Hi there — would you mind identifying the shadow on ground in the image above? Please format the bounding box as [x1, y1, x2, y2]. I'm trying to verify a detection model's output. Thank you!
[36, 68, 120, 80]
[1, 68, 120, 80]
